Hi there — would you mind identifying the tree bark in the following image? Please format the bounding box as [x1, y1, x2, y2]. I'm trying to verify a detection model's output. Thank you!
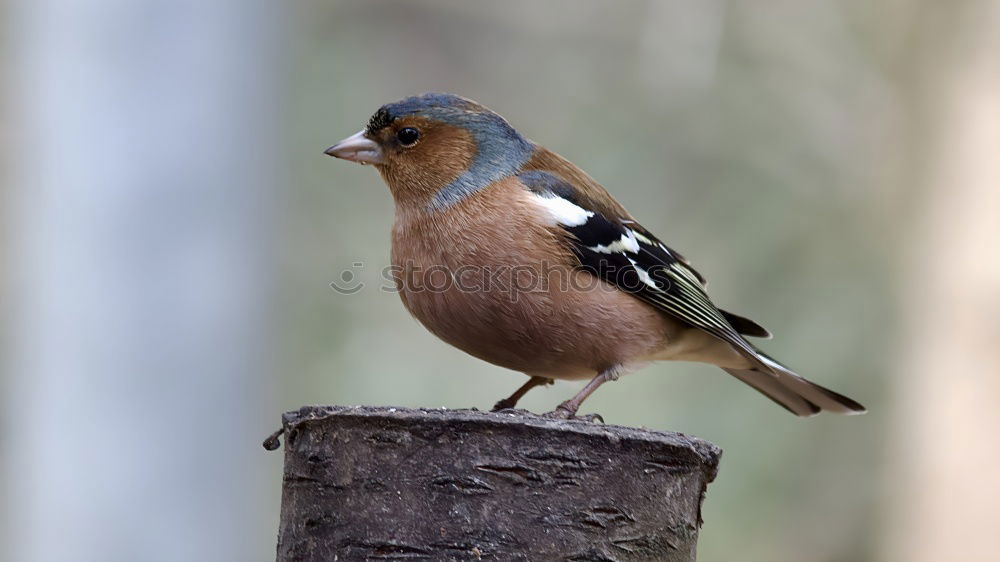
[270, 406, 721, 562]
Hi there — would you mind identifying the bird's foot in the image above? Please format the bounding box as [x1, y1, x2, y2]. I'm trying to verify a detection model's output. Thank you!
[491, 377, 555, 412]
[542, 405, 604, 423]
[491, 398, 517, 412]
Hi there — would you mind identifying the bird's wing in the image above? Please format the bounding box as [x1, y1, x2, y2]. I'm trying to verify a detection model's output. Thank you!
[517, 169, 761, 358]
[516, 167, 865, 416]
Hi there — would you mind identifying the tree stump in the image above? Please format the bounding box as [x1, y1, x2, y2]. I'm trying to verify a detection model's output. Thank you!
[270, 405, 721, 562]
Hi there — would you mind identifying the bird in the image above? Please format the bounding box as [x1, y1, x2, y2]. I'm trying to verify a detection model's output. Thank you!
[324, 92, 865, 419]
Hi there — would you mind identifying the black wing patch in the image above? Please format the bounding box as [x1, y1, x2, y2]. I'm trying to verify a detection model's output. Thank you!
[520, 170, 765, 354]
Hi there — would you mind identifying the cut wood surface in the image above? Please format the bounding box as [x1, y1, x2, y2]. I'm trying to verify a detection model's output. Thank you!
[271, 405, 721, 561]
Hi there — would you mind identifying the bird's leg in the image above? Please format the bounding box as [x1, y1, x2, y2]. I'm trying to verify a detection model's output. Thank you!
[544, 366, 625, 421]
[492, 376, 554, 411]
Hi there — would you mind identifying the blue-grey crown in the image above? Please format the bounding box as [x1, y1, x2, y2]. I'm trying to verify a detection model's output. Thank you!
[368, 93, 534, 210]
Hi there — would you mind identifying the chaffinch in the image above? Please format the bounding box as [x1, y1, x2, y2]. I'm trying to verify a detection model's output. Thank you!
[325, 92, 865, 419]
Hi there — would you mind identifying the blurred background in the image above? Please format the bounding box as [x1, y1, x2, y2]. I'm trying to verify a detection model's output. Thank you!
[2, 1, 998, 561]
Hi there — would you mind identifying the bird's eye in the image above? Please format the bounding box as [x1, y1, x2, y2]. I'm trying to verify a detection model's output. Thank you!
[396, 127, 420, 146]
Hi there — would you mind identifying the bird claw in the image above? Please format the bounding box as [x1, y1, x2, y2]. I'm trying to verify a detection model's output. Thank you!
[491, 399, 517, 412]
[542, 407, 604, 423]
[574, 413, 605, 423]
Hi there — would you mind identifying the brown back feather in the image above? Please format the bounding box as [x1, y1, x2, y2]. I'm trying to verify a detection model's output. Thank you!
[523, 146, 633, 223]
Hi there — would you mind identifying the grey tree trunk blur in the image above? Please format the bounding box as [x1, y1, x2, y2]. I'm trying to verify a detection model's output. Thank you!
[884, 2, 1000, 560]
[4, 2, 285, 561]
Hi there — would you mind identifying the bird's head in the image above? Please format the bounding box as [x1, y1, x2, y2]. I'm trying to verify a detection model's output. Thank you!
[326, 93, 534, 209]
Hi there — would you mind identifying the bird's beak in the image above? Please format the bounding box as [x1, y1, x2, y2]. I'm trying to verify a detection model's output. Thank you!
[324, 130, 384, 165]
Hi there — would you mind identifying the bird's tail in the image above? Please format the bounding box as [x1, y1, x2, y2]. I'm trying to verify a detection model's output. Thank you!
[723, 352, 866, 417]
